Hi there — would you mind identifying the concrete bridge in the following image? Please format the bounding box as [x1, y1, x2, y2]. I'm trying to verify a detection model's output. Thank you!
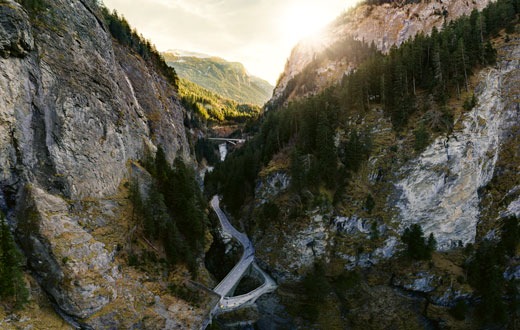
[207, 138, 246, 146]
[210, 196, 277, 313]
[218, 262, 277, 311]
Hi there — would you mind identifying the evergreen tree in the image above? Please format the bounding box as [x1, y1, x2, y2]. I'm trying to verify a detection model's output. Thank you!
[432, 39, 447, 103]
[128, 179, 143, 224]
[414, 124, 430, 152]
[143, 185, 168, 239]
[16, 0, 46, 13]
[401, 224, 435, 260]
[315, 110, 337, 188]
[468, 241, 507, 323]
[341, 129, 372, 173]
[130, 150, 207, 277]
[427, 233, 437, 252]
[290, 148, 305, 193]
[454, 38, 470, 95]
[500, 215, 519, 257]
[301, 261, 330, 321]
[163, 220, 183, 266]
[0, 213, 28, 308]
[262, 202, 280, 223]
[364, 194, 376, 214]
[154, 146, 169, 187]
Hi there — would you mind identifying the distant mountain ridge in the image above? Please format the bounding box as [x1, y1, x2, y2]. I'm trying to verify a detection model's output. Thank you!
[163, 51, 273, 106]
[165, 49, 211, 58]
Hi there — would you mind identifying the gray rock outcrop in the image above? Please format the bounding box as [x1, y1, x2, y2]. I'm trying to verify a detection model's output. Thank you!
[0, 0, 189, 200]
[17, 186, 118, 318]
[0, 0, 191, 322]
[392, 271, 440, 293]
[395, 39, 520, 249]
[0, 0, 33, 58]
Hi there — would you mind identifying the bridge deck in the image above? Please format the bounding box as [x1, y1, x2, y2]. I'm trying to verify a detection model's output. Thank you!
[218, 262, 277, 311]
[208, 138, 246, 143]
[210, 196, 276, 313]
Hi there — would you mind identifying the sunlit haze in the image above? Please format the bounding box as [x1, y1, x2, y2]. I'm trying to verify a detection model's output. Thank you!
[102, 0, 361, 85]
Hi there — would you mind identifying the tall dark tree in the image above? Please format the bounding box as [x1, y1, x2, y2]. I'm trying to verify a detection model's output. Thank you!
[468, 241, 507, 323]
[316, 110, 337, 188]
[0, 213, 28, 308]
[15, 0, 46, 13]
[401, 224, 435, 260]
[500, 215, 519, 257]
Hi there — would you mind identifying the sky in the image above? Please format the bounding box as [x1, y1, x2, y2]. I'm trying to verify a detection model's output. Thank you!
[102, 0, 360, 85]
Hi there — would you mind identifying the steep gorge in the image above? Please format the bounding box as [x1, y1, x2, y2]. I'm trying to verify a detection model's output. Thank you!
[207, 0, 520, 327]
[0, 0, 518, 328]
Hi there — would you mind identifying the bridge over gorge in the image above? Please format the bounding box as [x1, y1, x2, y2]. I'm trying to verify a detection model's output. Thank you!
[207, 137, 246, 145]
[207, 196, 277, 319]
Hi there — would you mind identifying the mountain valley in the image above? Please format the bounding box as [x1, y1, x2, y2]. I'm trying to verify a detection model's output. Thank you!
[0, 0, 518, 329]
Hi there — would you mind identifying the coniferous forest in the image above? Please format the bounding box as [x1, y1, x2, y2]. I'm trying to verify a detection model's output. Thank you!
[130, 147, 207, 277]
[101, 7, 180, 89]
[206, 0, 519, 214]
[205, 0, 520, 326]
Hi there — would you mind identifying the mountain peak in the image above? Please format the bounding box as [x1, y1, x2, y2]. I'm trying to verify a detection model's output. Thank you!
[270, 0, 493, 108]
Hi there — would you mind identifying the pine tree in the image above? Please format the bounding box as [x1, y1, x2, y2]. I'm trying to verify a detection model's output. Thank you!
[468, 241, 507, 323]
[414, 124, 430, 152]
[0, 213, 28, 308]
[315, 111, 337, 188]
[470, 9, 486, 64]
[16, 0, 46, 13]
[454, 38, 470, 95]
[500, 215, 519, 257]
[154, 146, 170, 188]
[401, 224, 435, 260]
[144, 185, 168, 240]
[432, 39, 446, 103]
[290, 148, 305, 193]
[427, 233, 437, 252]
[364, 194, 375, 214]
[128, 179, 142, 224]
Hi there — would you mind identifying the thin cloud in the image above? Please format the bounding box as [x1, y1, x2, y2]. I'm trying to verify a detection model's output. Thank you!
[102, 0, 360, 84]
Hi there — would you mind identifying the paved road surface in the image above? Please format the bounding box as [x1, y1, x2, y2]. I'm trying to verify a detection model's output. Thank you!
[210, 196, 276, 311]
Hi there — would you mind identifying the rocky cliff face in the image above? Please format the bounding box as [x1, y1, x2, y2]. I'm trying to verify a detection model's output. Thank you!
[250, 32, 519, 328]
[256, 35, 519, 279]
[259, 0, 518, 272]
[270, 0, 492, 107]
[0, 0, 203, 327]
[1, 0, 189, 200]
[396, 42, 520, 249]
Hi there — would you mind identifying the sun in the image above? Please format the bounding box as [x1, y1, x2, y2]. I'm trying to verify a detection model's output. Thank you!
[279, 3, 338, 46]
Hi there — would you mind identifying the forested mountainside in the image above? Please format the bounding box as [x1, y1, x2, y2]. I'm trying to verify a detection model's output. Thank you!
[179, 77, 262, 124]
[206, 0, 520, 328]
[1, 0, 519, 328]
[0, 0, 215, 328]
[164, 51, 274, 106]
[269, 0, 494, 109]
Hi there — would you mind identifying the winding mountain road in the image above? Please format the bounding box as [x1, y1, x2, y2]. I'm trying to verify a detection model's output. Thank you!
[210, 195, 276, 311]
